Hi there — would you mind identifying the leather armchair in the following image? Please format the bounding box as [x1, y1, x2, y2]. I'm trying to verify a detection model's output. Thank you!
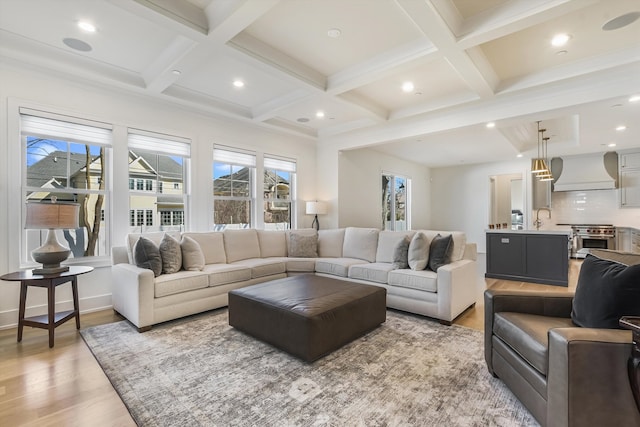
[484, 289, 639, 427]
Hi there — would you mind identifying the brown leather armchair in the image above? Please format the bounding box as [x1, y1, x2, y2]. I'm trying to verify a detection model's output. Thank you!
[484, 289, 640, 427]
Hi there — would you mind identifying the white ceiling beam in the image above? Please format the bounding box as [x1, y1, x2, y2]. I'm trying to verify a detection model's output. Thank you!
[141, 36, 198, 93]
[132, 0, 209, 33]
[205, 0, 282, 44]
[326, 37, 438, 95]
[252, 89, 313, 122]
[457, 0, 599, 49]
[397, 0, 497, 98]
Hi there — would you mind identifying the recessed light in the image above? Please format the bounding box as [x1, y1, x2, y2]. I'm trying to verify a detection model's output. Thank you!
[630, 95, 640, 103]
[78, 21, 96, 33]
[516, 154, 523, 158]
[486, 122, 495, 128]
[171, 70, 181, 76]
[327, 28, 341, 38]
[602, 11, 640, 31]
[316, 111, 325, 119]
[608, 143, 617, 147]
[402, 82, 414, 93]
[551, 33, 571, 47]
[233, 80, 244, 88]
[616, 125, 627, 131]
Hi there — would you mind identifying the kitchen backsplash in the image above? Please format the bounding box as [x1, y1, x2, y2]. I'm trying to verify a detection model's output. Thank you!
[548, 189, 640, 227]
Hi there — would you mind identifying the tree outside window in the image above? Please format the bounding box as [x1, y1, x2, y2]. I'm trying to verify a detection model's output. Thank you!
[382, 173, 410, 231]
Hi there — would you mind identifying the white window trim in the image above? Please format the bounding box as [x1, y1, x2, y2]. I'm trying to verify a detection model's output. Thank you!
[382, 171, 411, 231]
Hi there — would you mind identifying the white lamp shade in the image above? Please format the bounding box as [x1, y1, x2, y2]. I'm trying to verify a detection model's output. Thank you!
[306, 201, 327, 215]
[25, 201, 80, 229]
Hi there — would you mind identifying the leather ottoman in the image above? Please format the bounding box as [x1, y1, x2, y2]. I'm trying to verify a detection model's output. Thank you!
[228, 274, 387, 362]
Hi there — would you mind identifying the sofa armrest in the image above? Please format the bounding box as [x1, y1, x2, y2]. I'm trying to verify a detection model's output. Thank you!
[484, 289, 574, 374]
[436, 258, 477, 322]
[547, 328, 638, 427]
[111, 263, 155, 330]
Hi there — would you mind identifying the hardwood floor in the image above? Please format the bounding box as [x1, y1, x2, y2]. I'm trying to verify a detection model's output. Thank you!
[0, 257, 583, 426]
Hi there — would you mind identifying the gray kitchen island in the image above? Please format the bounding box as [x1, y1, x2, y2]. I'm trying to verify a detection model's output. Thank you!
[485, 229, 572, 287]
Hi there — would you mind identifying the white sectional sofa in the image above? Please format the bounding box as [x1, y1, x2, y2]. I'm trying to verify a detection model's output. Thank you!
[111, 227, 478, 331]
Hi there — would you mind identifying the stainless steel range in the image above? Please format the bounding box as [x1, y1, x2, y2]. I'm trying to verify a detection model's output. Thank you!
[570, 224, 616, 258]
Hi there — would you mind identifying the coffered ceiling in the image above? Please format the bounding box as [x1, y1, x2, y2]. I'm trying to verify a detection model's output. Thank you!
[1, 0, 639, 167]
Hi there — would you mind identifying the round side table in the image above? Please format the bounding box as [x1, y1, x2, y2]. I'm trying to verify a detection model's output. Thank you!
[0, 266, 93, 348]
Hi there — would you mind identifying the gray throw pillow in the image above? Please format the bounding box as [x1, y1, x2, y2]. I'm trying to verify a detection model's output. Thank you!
[159, 233, 182, 274]
[408, 232, 429, 270]
[392, 235, 411, 269]
[427, 234, 453, 271]
[181, 235, 205, 271]
[134, 236, 162, 277]
[289, 231, 318, 257]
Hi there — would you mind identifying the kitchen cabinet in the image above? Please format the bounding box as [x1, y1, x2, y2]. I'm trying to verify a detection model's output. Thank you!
[619, 150, 640, 207]
[486, 231, 570, 286]
[632, 229, 640, 253]
[617, 227, 632, 252]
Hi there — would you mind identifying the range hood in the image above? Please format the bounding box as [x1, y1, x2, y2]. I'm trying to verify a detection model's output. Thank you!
[552, 152, 618, 192]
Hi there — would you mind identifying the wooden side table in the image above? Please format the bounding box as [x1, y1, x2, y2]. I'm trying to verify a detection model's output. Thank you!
[0, 266, 93, 348]
[620, 316, 640, 414]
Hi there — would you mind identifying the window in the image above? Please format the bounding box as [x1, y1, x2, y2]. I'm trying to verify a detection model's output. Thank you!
[213, 146, 256, 230]
[21, 109, 112, 263]
[263, 155, 296, 230]
[382, 173, 410, 231]
[128, 129, 190, 233]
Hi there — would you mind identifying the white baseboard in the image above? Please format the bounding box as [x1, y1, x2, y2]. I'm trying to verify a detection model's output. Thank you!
[0, 293, 113, 330]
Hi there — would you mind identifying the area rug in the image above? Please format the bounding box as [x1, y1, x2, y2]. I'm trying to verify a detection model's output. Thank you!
[81, 309, 538, 427]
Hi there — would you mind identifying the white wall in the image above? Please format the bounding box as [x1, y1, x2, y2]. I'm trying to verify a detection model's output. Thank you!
[0, 64, 316, 329]
[431, 159, 531, 253]
[338, 148, 431, 229]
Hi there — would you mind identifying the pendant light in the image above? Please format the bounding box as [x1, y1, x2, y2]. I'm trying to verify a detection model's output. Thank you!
[531, 121, 548, 174]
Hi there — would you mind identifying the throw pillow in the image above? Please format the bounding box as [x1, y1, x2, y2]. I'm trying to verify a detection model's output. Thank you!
[159, 233, 182, 274]
[392, 235, 411, 269]
[133, 236, 162, 277]
[408, 232, 429, 270]
[289, 231, 318, 258]
[571, 254, 640, 329]
[427, 234, 453, 271]
[181, 236, 205, 271]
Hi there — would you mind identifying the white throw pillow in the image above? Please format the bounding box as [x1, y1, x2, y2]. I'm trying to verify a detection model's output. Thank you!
[181, 236, 205, 271]
[408, 232, 430, 270]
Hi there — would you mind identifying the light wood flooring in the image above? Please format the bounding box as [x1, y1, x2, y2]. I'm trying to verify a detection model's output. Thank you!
[0, 258, 583, 426]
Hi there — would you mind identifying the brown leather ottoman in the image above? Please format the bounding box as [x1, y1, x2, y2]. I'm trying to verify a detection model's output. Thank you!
[228, 274, 386, 362]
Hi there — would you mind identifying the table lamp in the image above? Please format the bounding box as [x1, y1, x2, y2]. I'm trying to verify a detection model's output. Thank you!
[25, 198, 80, 274]
[305, 201, 327, 231]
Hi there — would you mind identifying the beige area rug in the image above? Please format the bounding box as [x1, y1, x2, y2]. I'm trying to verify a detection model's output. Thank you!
[81, 309, 538, 427]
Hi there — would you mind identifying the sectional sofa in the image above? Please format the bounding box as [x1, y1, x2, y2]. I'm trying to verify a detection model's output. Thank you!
[111, 227, 478, 331]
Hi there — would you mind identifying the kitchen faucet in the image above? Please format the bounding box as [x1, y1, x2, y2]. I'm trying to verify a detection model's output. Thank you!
[534, 208, 551, 230]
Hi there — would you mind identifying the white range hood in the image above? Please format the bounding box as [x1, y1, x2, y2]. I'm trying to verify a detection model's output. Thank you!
[552, 152, 618, 192]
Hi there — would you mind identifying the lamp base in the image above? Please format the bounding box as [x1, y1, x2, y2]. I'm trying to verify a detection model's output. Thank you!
[312, 214, 319, 231]
[33, 265, 69, 275]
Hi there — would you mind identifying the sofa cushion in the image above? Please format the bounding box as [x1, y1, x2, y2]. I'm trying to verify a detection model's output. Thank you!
[289, 230, 318, 257]
[393, 236, 411, 269]
[408, 232, 430, 270]
[375, 231, 414, 263]
[231, 258, 286, 278]
[315, 258, 368, 277]
[387, 268, 438, 293]
[343, 227, 379, 262]
[159, 233, 182, 274]
[154, 270, 209, 298]
[127, 231, 180, 264]
[349, 263, 395, 284]
[224, 229, 260, 263]
[285, 257, 317, 272]
[202, 263, 252, 287]
[257, 230, 287, 257]
[427, 234, 453, 272]
[418, 230, 466, 263]
[181, 236, 205, 271]
[571, 254, 640, 329]
[182, 232, 226, 264]
[318, 228, 345, 257]
[134, 236, 162, 277]
[494, 312, 574, 376]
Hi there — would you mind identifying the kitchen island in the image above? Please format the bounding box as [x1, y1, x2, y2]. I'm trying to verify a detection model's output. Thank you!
[485, 229, 572, 287]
